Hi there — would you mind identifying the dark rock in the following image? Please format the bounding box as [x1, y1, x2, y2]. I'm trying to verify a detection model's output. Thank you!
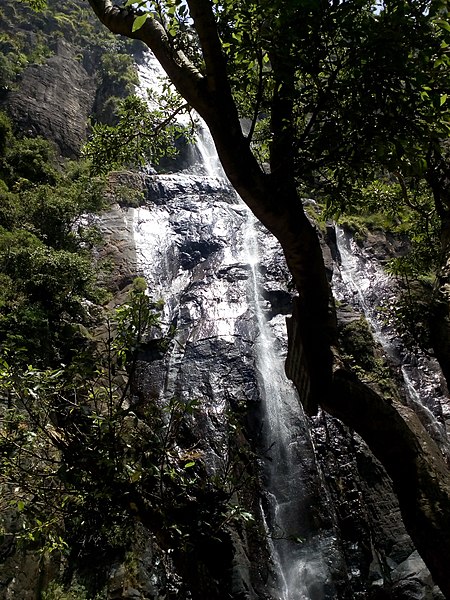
[3, 41, 96, 157]
[262, 289, 292, 317]
[178, 239, 222, 269]
[364, 229, 410, 262]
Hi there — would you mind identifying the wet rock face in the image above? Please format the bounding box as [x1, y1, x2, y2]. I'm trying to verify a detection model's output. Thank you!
[98, 150, 447, 599]
[328, 225, 450, 599]
[333, 226, 450, 455]
[95, 202, 139, 291]
[3, 40, 96, 157]
[101, 166, 343, 597]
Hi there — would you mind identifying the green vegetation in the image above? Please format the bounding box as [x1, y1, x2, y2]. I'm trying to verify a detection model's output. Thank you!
[42, 581, 106, 600]
[339, 317, 378, 373]
[0, 0, 142, 125]
[84, 93, 193, 173]
[0, 276, 254, 596]
[95, 52, 140, 125]
[338, 316, 397, 397]
[0, 112, 106, 365]
[306, 175, 441, 353]
[0, 2, 252, 596]
[0, 280, 161, 562]
[83, 0, 450, 362]
[324, 172, 441, 350]
[0, 24, 53, 95]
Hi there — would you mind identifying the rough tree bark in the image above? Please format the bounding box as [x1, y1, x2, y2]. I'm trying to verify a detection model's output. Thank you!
[86, 0, 450, 596]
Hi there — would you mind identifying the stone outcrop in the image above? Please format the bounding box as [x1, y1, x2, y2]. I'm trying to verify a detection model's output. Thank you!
[3, 40, 96, 157]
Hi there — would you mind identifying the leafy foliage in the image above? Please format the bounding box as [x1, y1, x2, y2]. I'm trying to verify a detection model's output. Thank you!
[85, 0, 450, 227]
[0, 0, 141, 100]
[94, 51, 140, 125]
[0, 281, 158, 561]
[42, 581, 106, 600]
[333, 172, 443, 350]
[0, 111, 106, 365]
[126, 0, 195, 51]
[9, 0, 450, 591]
[0, 278, 253, 595]
[338, 315, 397, 398]
[18, 0, 48, 10]
[84, 94, 193, 173]
[0, 21, 53, 95]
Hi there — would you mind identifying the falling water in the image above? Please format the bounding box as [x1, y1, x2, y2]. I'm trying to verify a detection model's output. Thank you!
[333, 227, 397, 354]
[334, 226, 450, 457]
[192, 116, 339, 599]
[194, 127, 225, 179]
[244, 210, 336, 600]
[117, 49, 340, 598]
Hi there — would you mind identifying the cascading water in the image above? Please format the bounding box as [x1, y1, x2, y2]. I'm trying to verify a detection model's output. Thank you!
[334, 226, 450, 458]
[127, 50, 341, 599]
[245, 210, 345, 600]
[97, 49, 445, 599]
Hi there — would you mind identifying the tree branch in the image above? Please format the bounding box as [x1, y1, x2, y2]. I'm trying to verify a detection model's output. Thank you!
[86, 0, 208, 111]
[394, 171, 433, 219]
[186, 0, 230, 95]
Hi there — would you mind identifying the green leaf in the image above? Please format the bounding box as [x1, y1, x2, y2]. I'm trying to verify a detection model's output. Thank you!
[440, 94, 448, 106]
[184, 461, 195, 468]
[130, 470, 142, 482]
[435, 18, 450, 33]
[132, 13, 148, 32]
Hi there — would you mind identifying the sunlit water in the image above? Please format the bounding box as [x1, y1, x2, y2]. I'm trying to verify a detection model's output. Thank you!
[334, 226, 450, 459]
[127, 50, 340, 598]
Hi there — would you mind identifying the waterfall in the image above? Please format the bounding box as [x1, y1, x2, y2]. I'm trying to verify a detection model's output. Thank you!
[334, 226, 450, 459]
[125, 50, 340, 599]
[92, 48, 450, 600]
[244, 210, 337, 600]
[189, 117, 338, 600]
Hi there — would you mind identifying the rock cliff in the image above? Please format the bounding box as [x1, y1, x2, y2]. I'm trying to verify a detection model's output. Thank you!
[5, 40, 96, 157]
[95, 156, 446, 598]
[0, 4, 448, 598]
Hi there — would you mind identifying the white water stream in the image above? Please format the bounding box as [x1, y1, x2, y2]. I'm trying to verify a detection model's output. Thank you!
[244, 210, 318, 600]
[192, 124, 334, 600]
[334, 226, 450, 459]
[131, 50, 336, 599]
